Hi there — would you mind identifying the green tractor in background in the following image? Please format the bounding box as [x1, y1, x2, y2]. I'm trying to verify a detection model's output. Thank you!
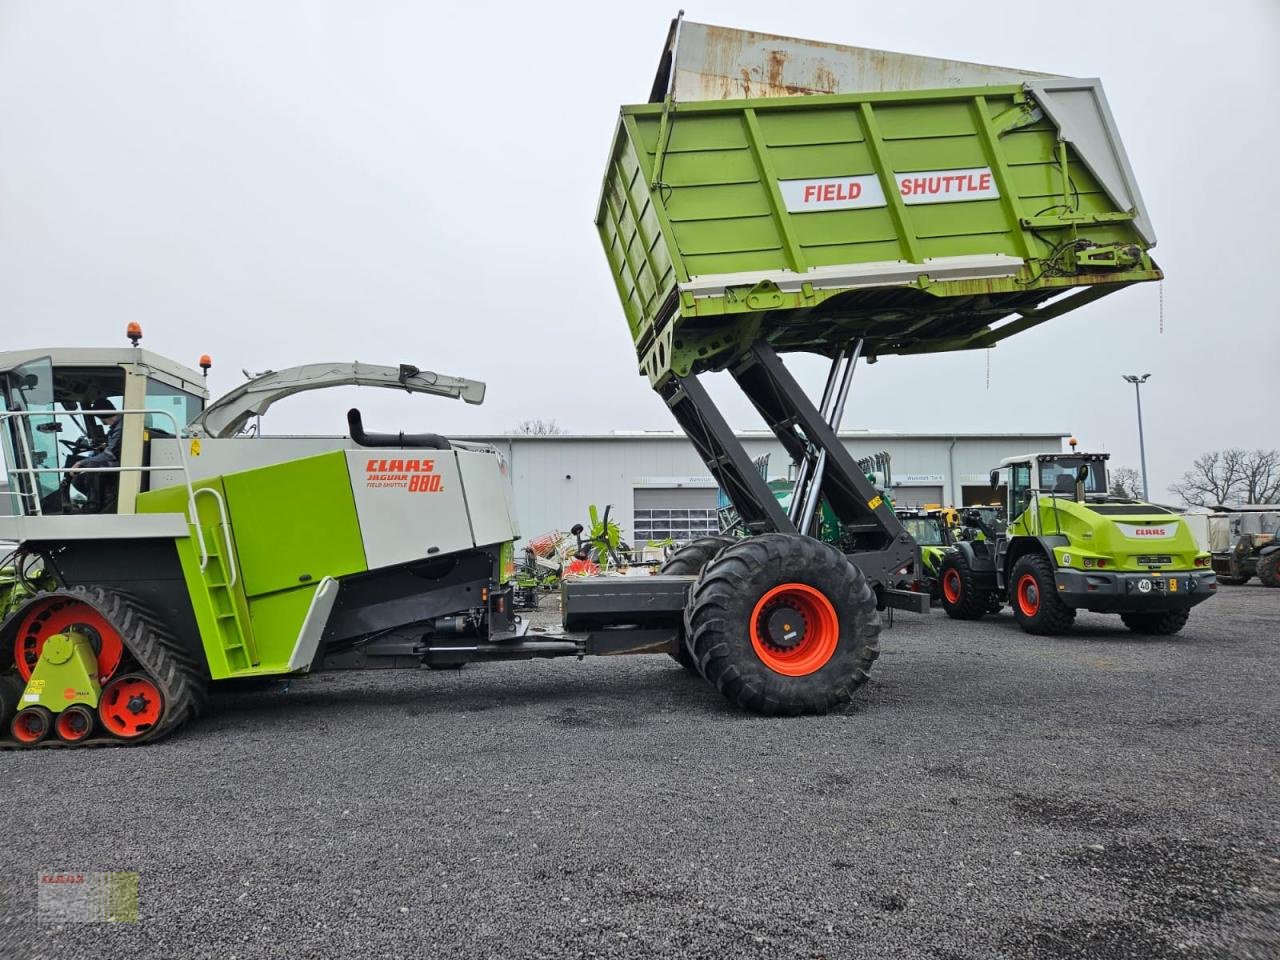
[894, 508, 971, 604]
[937, 452, 1216, 635]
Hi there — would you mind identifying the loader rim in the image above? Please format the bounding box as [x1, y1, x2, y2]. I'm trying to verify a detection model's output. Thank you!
[1016, 574, 1041, 617]
[750, 582, 838, 677]
[14, 598, 124, 684]
[941, 568, 962, 604]
[99, 675, 164, 739]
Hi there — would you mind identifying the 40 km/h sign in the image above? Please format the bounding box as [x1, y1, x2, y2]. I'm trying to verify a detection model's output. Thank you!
[779, 167, 998, 213]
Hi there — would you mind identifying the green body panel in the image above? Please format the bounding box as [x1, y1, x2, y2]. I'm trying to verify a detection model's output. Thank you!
[920, 544, 948, 577]
[23, 631, 100, 712]
[220, 452, 367, 597]
[138, 476, 259, 679]
[137, 451, 370, 680]
[598, 86, 1160, 385]
[1010, 499, 1207, 574]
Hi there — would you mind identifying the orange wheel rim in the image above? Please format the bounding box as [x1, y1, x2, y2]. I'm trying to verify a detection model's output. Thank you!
[1017, 574, 1040, 616]
[54, 705, 94, 743]
[98, 676, 163, 739]
[11, 708, 49, 744]
[750, 583, 839, 677]
[14, 598, 124, 684]
[942, 569, 962, 604]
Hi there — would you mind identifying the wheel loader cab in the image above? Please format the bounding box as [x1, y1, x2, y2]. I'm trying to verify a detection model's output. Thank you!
[0, 348, 207, 516]
[1001, 454, 1109, 533]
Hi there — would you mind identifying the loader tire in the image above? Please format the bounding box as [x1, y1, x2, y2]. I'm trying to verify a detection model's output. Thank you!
[1010, 554, 1076, 636]
[660, 536, 735, 673]
[1120, 609, 1191, 636]
[937, 552, 989, 621]
[684, 534, 879, 716]
[1257, 553, 1280, 588]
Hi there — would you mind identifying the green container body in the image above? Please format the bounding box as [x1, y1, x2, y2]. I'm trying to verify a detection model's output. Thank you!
[597, 83, 1161, 385]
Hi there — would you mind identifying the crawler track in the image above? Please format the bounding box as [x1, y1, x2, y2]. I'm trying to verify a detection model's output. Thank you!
[1, 586, 208, 748]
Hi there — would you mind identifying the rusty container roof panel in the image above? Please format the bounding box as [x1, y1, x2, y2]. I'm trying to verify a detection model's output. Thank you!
[649, 17, 1061, 104]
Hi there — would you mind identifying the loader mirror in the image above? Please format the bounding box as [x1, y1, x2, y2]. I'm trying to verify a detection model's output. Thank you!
[989, 470, 1000, 490]
[1076, 465, 1091, 483]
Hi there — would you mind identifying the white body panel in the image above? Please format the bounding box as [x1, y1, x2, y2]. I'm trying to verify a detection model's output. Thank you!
[346, 450, 517, 569]
[1116, 520, 1180, 541]
[0, 512, 188, 542]
[456, 449, 519, 545]
[150, 436, 349, 487]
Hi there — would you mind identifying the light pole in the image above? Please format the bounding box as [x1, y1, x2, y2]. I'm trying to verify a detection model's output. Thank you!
[1122, 374, 1151, 499]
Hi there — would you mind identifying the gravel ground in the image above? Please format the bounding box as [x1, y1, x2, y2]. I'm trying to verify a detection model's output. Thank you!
[1, 583, 1277, 960]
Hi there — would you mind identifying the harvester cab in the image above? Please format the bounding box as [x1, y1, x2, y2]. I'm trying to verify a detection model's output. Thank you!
[937, 451, 1216, 635]
[0, 346, 208, 517]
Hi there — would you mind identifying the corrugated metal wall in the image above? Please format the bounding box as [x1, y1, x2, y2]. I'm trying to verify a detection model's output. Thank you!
[455, 432, 1065, 543]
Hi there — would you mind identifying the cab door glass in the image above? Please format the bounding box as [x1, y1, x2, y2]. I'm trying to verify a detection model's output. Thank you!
[1009, 462, 1032, 522]
[0, 356, 56, 511]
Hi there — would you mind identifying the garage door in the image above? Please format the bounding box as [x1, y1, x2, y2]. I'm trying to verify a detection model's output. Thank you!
[892, 485, 944, 508]
[633, 487, 719, 543]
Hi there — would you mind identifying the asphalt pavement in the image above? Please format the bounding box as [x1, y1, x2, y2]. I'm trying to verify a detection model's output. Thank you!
[1, 583, 1277, 960]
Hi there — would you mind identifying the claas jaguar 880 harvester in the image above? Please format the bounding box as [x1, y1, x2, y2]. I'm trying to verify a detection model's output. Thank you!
[1, 17, 1179, 746]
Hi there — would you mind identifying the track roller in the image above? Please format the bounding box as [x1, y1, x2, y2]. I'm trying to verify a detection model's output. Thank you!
[54, 704, 96, 743]
[11, 705, 52, 745]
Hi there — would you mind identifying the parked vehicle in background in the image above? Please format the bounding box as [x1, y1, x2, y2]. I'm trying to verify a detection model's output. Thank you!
[1203, 506, 1280, 586]
[937, 452, 1216, 635]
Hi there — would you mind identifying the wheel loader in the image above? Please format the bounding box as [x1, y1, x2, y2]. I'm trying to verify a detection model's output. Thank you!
[936, 453, 1216, 635]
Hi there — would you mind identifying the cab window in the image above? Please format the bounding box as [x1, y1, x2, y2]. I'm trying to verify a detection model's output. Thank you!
[144, 379, 202, 436]
[1009, 462, 1032, 518]
[1038, 458, 1107, 496]
[900, 517, 944, 546]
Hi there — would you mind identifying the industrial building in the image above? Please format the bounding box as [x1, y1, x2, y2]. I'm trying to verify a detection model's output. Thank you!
[455, 430, 1068, 544]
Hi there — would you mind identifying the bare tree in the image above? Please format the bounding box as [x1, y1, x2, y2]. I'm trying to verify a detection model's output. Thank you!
[1110, 466, 1142, 499]
[512, 418, 564, 436]
[1168, 448, 1279, 505]
[1240, 449, 1280, 503]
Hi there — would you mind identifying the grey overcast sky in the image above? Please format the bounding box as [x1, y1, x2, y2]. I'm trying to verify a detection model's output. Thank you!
[1, 1, 1277, 497]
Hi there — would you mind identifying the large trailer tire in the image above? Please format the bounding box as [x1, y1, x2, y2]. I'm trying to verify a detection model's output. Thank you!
[937, 552, 990, 621]
[1257, 553, 1280, 588]
[684, 534, 880, 716]
[1120, 609, 1191, 636]
[1009, 554, 1075, 636]
[660, 536, 735, 673]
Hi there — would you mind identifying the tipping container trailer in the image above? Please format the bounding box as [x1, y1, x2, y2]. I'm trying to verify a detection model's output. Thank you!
[575, 16, 1170, 710]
